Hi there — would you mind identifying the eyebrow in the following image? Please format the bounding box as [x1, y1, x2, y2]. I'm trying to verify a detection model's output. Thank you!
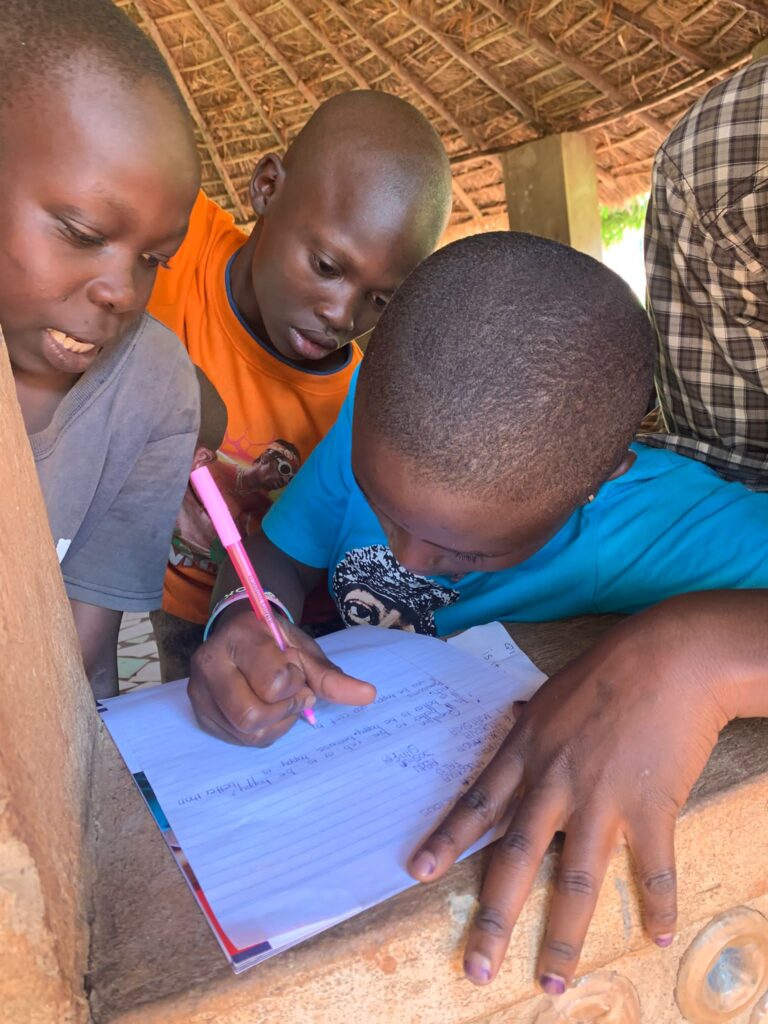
[353, 470, 498, 559]
[65, 196, 189, 246]
[307, 234, 399, 292]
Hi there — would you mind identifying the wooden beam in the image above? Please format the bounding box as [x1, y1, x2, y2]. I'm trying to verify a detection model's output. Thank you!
[724, 0, 767, 18]
[185, 0, 286, 148]
[479, 0, 669, 137]
[224, 0, 321, 111]
[581, 46, 753, 129]
[132, 0, 248, 220]
[281, 0, 369, 89]
[290, 2, 483, 226]
[396, 1, 548, 132]
[323, 0, 484, 149]
[448, 46, 753, 167]
[610, 2, 710, 69]
[450, 178, 485, 223]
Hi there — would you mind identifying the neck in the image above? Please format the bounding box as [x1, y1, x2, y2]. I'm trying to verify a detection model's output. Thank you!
[229, 227, 267, 340]
[13, 365, 78, 434]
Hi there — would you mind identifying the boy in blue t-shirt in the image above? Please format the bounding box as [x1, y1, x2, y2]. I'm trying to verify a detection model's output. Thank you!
[189, 232, 768, 991]
[190, 231, 768, 743]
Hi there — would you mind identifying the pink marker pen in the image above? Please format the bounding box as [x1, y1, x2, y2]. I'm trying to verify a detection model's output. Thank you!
[190, 465, 317, 727]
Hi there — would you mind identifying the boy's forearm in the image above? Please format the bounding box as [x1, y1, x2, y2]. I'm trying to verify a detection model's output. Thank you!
[69, 600, 122, 699]
[210, 531, 320, 625]
[653, 590, 768, 722]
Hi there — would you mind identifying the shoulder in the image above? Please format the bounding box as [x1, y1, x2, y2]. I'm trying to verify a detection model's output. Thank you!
[609, 442, 732, 491]
[132, 314, 197, 379]
[600, 442, 768, 521]
[656, 59, 768, 207]
[121, 315, 200, 438]
[187, 190, 247, 255]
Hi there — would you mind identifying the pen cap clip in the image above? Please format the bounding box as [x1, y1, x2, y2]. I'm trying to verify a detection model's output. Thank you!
[190, 465, 241, 549]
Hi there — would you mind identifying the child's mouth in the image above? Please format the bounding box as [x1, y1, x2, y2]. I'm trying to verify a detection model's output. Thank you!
[46, 329, 97, 354]
[288, 326, 338, 360]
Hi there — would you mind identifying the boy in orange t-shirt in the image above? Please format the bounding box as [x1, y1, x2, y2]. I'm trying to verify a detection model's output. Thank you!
[147, 90, 452, 678]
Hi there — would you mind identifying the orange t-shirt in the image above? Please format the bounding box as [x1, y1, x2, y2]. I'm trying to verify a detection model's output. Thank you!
[148, 192, 362, 623]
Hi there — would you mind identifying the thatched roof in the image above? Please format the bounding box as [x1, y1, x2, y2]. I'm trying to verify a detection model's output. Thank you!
[119, 0, 766, 233]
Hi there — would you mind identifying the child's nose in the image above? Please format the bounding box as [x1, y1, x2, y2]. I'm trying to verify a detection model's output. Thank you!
[317, 288, 357, 338]
[389, 531, 440, 577]
[86, 265, 141, 316]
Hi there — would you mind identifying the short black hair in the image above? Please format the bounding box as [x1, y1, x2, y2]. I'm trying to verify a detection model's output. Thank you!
[0, 0, 185, 113]
[356, 232, 654, 511]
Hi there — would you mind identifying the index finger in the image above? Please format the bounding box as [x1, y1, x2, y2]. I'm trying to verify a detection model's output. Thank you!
[409, 738, 525, 882]
[299, 648, 377, 706]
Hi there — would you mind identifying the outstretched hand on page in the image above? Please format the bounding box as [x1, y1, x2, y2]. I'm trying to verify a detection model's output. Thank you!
[408, 593, 768, 991]
[188, 603, 376, 746]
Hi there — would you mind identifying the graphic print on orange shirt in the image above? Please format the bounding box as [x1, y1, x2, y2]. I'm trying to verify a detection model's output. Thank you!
[170, 435, 302, 575]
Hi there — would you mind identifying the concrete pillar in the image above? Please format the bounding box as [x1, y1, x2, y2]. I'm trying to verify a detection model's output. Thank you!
[0, 341, 95, 1023]
[501, 132, 602, 259]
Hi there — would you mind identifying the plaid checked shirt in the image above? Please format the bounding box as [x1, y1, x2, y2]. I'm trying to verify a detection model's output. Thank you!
[643, 57, 768, 490]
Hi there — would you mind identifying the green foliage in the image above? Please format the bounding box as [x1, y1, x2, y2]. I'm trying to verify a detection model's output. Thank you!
[600, 195, 649, 248]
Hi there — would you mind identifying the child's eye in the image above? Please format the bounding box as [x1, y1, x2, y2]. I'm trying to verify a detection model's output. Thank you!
[142, 253, 172, 270]
[452, 551, 481, 564]
[58, 219, 105, 248]
[311, 253, 340, 278]
[370, 293, 390, 310]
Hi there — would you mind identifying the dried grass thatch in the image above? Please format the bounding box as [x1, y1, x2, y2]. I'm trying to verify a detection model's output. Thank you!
[118, 0, 767, 232]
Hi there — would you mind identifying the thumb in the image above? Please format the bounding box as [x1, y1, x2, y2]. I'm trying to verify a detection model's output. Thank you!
[303, 650, 377, 706]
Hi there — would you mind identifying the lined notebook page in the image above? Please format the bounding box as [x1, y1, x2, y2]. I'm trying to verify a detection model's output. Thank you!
[101, 624, 544, 967]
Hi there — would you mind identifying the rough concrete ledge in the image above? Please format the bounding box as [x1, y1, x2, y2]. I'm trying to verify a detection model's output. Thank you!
[87, 617, 768, 1023]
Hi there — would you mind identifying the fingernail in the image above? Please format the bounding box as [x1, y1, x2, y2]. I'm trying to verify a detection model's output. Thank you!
[464, 952, 492, 983]
[410, 851, 436, 878]
[655, 933, 674, 948]
[539, 973, 566, 995]
[302, 693, 317, 709]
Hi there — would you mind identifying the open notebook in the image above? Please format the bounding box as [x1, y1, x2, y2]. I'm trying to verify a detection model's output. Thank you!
[99, 622, 546, 973]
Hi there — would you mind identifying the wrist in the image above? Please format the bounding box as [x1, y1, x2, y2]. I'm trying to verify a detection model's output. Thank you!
[654, 592, 768, 722]
[204, 587, 295, 641]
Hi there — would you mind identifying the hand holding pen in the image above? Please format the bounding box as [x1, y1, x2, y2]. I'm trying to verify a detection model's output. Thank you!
[186, 466, 376, 747]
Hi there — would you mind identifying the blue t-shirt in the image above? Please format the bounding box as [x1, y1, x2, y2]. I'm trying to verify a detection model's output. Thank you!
[263, 375, 768, 636]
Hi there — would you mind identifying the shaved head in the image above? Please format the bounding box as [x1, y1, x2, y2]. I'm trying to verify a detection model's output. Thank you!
[232, 89, 453, 367]
[282, 91, 452, 253]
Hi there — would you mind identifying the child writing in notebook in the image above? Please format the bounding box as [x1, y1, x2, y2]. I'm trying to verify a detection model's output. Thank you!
[147, 89, 453, 679]
[189, 233, 768, 995]
[1, 0, 201, 697]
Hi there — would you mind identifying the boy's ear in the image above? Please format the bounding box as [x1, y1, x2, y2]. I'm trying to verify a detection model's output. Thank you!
[607, 449, 637, 481]
[587, 450, 636, 505]
[249, 154, 286, 217]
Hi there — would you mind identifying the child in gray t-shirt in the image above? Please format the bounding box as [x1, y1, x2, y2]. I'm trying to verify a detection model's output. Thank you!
[0, 0, 202, 697]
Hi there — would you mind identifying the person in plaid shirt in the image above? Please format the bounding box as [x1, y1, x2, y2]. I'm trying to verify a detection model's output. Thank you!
[644, 56, 768, 490]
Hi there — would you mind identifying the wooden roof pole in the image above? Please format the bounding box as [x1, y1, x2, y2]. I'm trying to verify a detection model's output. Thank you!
[479, 0, 669, 137]
[610, 3, 710, 69]
[448, 45, 753, 168]
[581, 46, 753, 128]
[727, 0, 767, 18]
[322, 0, 483, 149]
[222, 5, 489, 228]
[395, 1, 549, 132]
[224, 0, 321, 111]
[280, 0, 369, 89]
[185, 0, 286, 148]
[319, 0, 484, 222]
[132, 0, 248, 220]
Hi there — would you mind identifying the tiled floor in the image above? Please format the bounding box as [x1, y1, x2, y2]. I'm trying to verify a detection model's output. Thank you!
[117, 612, 161, 693]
